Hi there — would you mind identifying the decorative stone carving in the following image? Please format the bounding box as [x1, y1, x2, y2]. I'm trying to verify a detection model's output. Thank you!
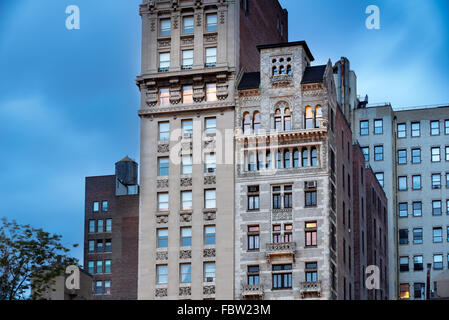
[203, 210, 216, 221]
[204, 175, 216, 185]
[180, 177, 193, 187]
[180, 250, 192, 260]
[155, 288, 168, 297]
[181, 36, 194, 46]
[156, 251, 168, 261]
[203, 249, 216, 258]
[179, 287, 191, 296]
[150, 18, 156, 32]
[272, 210, 293, 221]
[180, 212, 192, 222]
[203, 286, 215, 295]
[216, 83, 229, 100]
[145, 90, 158, 107]
[158, 39, 171, 48]
[204, 34, 217, 43]
[156, 214, 169, 224]
[219, 11, 225, 24]
[157, 179, 169, 189]
[196, 12, 202, 26]
[158, 144, 169, 153]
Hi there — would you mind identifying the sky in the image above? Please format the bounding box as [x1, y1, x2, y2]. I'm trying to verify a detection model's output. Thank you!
[1, 0, 448, 263]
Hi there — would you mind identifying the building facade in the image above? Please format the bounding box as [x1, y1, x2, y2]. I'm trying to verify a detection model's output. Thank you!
[353, 104, 449, 299]
[136, 0, 288, 300]
[84, 157, 139, 300]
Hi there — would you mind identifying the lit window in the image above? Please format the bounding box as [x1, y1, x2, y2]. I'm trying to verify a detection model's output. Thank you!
[180, 264, 191, 283]
[181, 191, 192, 211]
[158, 157, 169, 177]
[305, 222, 317, 247]
[157, 229, 168, 248]
[205, 47, 217, 67]
[159, 53, 170, 72]
[159, 88, 170, 106]
[206, 84, 217, 102]
[205, 189, 216, 209]
[160, 19, 171, 36]
[183, 16, 194, 34]
[305, 106, 314, 129]
[158, 193, 169, 212]
[182, 50, 193, 69]
[157, 265, 168, 284]
[206, 14, 218, 32]
[182, 86, 193, 104]
[93, 202, 99, 212]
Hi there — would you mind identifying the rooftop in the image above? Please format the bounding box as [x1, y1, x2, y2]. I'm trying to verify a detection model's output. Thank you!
[257, 41, 315, 62]
[301, 65, 327, 84]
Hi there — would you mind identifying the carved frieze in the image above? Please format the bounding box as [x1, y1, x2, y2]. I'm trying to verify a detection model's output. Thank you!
[156, 251, 168, 261]
[180, 250, 192, 260]
[180, 212, 192, 223]
[157, 179, 169, 189]
[203, 286, 215, 295]
[181, 36, 194, 46]
[158, 39, 171, 48]
[203, 210, 216, 221]
[180, 177, 193, 187]
[204, 175, 216, 185]
[156, 214, 169, 224]
[179, 287, 191, 296]
[204, 34, 217, 43]
[272, 210, 293, 221]
[203, 249, 216, 258]
[155, 288, 168, 297]
[158, 144, 169, 153]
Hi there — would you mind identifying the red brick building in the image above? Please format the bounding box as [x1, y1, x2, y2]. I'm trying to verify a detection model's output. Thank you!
[83, 157, 139, 300]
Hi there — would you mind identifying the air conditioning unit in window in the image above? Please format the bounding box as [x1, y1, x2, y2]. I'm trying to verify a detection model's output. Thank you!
[305, 181, 317, 190]
[206, 277, 214, 283]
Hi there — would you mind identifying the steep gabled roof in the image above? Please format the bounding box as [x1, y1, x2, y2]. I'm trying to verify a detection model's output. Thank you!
[238, 72, 260, 90]
[301, 65, 327, 84]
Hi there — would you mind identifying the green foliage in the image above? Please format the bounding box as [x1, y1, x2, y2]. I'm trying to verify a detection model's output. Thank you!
[0, 217, 78, 300]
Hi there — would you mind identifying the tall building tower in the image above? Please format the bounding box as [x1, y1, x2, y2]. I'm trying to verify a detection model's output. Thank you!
[84, 157, 140, 299]
[136, 0, 288, 300]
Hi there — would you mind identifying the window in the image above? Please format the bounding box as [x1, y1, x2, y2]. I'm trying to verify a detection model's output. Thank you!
[205, 48, 217, 67]
[105, 239, 111, 253]
[432, 174, 441, 189]
[205, 189, 216, 209]
[182, 86, 193, 104]
[447, 174, 449, 189]
[431, 147, 441, 162]
[158, 193, 169, 212]
[158, 121, 170, 141]
[399, 229, 409, 245]
[204, 262, 216, 282]
[157, 265, 168, 284]
[398, 150, 407, 165]
[414, 256, 424, 271]
[400, 284, 410, 299]
[434, 255, 443, 270]
[102, 280, 110, 295]
[158, 88, 170, 106]
[182, 155, 192, 175]
[283, 150, 291, 169]
[305, 106, 314, 129]
[180, 264, 191, 283]
[361, 147, 369, 162]
[446, 147, 449, 161]
[360, 120, 369, 135]
[105, 219, 112, 232]
[248, 186, 260, 211]
[413, 228, 423, 244]
[398, 176, 407, 191]
[206, 83, 217, 102]
[96, 240, 103, 253]
[88, 261, 94, 274]
[412, 148, 421, 164]
[412, 175, 421, 190]
[181, 191, 192, 211]
[104, 260, 111, 274]
[445, 120, 449, 135]
[181, 227, 192, 247]
[433, 200, 442, 216]
[96, 260, 103, 274]
[400, 257, 409, 272]
[374, 146, 383, 161]
[183, 16, 194, 34]
[88, 240, 95, 253]
[397, 123, 406, 138]
[253, 112, 261, 133]
[95, 281, 103, 295]
[305, 190, 317, 207]
[205, 117, 216, 135]
[412, 202, 422, 217]
[375, 173, 384, 188]
[248, 226, 260, 251]
[89, 220, 95, 233]
[305, 222, 317, 247]
[311, 148, 318, 167]
[431, 120, 440, 135]
[399, 203, 408, 218]
[205, 153, 216, 174]
[160, 19, 171, 36]
[433, 227, 443, 243]
[182, 50, 193, 69]
[248, 266, 260, 285]
[97, 220, 104, 233]
[159, 53, 170, 72]
[158, 157, 169, 176]
[182, 119, 193, 137]
[204, 226, 216, 246]
[414, 283, 425, 299]
[272, 264, 292, 289]
[206, 14, 217, 32]
[411, 122, 420, 137]
[305, 262, 318, 282]
[272, 185, 292, 210]
[93, 202, 99, 212]
[374, 119, 383, 134]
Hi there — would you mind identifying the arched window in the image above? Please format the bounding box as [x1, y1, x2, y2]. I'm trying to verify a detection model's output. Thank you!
[315, 105, 323, 128]
[284, 150, 291, 169]
[277, 150, 282, 169]
[305, 106, 314, 129]
[311, 147, 318, 166]
[253, 111, 261, 133]
[248, 152, 256, 171]
[287, 65, 292, 75]
[272, 66, 278, 76]
[279, 65, 285, 75]
[302, 148, 309, 167]
[243, 112, 251, 134]
[266, 150, 272, 169]
[293, 149, 300, 168]
[274, 109, 282, 131]
[284, 108, 291, 131]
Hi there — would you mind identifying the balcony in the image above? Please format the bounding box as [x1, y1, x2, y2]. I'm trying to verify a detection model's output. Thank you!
[300, 281, 321, 298]
[241, 284, 264, 299]
[266, 242, 296, 264]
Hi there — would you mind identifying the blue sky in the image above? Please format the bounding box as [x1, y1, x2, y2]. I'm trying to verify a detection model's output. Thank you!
[1, 0, 448, 263]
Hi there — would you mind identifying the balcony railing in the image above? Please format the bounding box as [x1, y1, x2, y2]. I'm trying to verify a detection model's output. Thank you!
[300, 281, 321, 298]
[241, 284, 264, 297]
[266, 242, 296, 263]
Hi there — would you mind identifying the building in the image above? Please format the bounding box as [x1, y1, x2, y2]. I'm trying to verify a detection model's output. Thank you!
[136, 0, 288, 300]
[84, 157, 139, 299]
[353, 104, 449, 299]
[35, 268, 92, 300]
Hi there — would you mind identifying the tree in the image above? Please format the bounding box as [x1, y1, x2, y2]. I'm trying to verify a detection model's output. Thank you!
[0, 217, 78, 300]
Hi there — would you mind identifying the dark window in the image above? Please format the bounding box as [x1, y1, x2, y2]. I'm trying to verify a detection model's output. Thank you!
[413, 228, 423, 244]
[305, 191, 317, 207]
[272, 264, 292, 289]
[414, 256, 423, 271]
[400, 257, 409, 272]
[248, 226, 260, 251]
[248, 266, 259, 285]
[399, 229, 409, 245]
